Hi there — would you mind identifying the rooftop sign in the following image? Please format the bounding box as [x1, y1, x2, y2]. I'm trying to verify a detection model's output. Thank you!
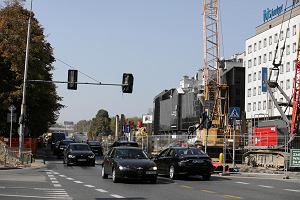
[263, 4, 283, 22]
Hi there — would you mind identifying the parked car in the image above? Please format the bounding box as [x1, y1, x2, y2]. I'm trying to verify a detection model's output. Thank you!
[54, 139, 75, 158]
[63, 143, 95, 166]
[153, 147, 214, 180]
[87, 140, 103, 156]
[110, 140, 139, 148]
[101, 147, 157, 183]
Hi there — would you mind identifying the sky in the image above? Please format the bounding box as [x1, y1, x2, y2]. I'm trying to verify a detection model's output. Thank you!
[0, 0, 287, 123]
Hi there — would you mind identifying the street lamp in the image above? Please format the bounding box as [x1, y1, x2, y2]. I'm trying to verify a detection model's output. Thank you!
[18, 0, 33, 158]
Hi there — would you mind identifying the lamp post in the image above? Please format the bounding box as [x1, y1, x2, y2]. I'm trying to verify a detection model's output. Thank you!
[18, 0, 33, 158]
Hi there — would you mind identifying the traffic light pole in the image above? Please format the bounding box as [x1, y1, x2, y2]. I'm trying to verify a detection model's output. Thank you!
[28, 80, 127, 87]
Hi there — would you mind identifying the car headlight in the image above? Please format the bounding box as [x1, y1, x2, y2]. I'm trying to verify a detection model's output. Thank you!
[68, 154, 75, 158]
[151, 166, 157, 170]
[88, 155, 95, 158]
[119, 166, 129, 170]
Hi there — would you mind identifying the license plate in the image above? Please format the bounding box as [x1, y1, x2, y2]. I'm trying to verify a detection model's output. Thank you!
[146, 171, 157, 174]
[78, 159, 86, 161]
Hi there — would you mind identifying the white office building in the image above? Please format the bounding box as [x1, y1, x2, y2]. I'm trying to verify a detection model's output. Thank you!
[245, 3, 300, 119]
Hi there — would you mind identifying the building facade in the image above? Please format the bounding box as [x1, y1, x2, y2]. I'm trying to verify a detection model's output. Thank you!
[245, 4, 300, 119]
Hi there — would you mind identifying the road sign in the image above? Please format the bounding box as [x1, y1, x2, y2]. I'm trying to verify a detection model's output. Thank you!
[8, 105, 16, 112]
[290, 149, 300, 167]
[123, 124, 131, 133]
[229, 107, 240, 119]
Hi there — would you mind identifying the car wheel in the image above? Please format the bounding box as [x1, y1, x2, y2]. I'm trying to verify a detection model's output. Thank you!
[169, 165, 176, 180]
[91, 162, 95, 167]
[112, 168, 119, 183]
[202, 174, 211, 181]
[66, 159, 71, 166]
[101, 166, 108, 179]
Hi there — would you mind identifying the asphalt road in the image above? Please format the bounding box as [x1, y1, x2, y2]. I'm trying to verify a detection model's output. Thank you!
[0, 156, 300, 200]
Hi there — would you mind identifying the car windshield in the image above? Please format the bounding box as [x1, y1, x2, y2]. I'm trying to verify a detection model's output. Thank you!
[70, 145, 91, 151]
[89, 141, 100, 145]
[176, 148, 206, 156]
[115, 149, 148, 159]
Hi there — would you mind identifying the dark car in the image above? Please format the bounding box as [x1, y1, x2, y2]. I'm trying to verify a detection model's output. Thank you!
[154, 147, 214, 180]
[49, 132, 66, 151]
[87, 140, 103, 156]
[101, 147, 157, 183]
[63, 143, 95, 166]
[54, 139, 75, 158]
[110, 140, 139, 148]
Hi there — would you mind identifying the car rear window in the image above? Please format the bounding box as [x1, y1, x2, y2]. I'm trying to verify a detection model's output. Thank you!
[120, 142, 138, 147]
[115, 149, 148, 159]
[176, 148, 206, 156]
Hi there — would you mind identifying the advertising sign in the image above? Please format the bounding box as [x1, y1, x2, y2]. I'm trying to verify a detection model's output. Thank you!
[290, 149, 300, 167]
[142, 114, 153, 124]
[262, 67, 268, 92]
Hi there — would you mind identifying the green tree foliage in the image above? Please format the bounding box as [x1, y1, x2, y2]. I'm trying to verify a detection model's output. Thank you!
[0, 2, 63, 137]
[74, 120, 91, 133]
[88, 109, 111, 139]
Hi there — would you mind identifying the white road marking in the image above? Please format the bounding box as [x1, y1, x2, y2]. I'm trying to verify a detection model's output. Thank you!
[53, 184, 62, 187]
[34, 188, 65, 190]
[66, 177, 74, 180]
[235, 181, 250, 185]
[0, 186, 5, 189]
[46, 172, 52, 174]
[74, 181, 83, 183]
[59, 175, 66, 177]
[84, 184, 95, 188]
[49, 177, 56, 180]
[95, 189, 108, 193]
[110, 194, 125, 198]
[48, 175, 54, 177]
[284, 189, 300, 192]
[258, 185, 274, 188]
[52, 172, 59, 175]
[47, 192, 68, 195]
[0, 193, 59, 199]
[51, 181, 59, 184]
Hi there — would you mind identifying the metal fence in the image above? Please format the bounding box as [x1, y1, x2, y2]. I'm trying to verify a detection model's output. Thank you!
[0, 142, 32, 167]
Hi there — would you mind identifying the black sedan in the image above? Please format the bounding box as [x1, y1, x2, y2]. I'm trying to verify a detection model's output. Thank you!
[87, 140, 103, 156]
[63, 143, 95, 166]
[101, 147, 157, 183]
[154, 147, 214, 180]
[54, 139, 75, 158]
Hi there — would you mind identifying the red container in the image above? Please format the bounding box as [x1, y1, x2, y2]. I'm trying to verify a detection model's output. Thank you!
[253, 127, 278, 146]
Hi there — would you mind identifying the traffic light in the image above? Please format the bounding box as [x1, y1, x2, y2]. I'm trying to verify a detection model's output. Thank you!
[122, 73, 134, 93]
[67, 70, 78, 90]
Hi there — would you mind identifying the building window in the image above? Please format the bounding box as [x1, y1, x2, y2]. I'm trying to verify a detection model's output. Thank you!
[293, 60, 297, 71]
[293, 42, 297, 53]
[254, 43, 257, 52]
[286, 62, 290, 72]
[268, 100, 273, 109]
[280, 81, 284, 88]
[280, 47, 284, 56]
[269, 36, 272, 45]
[248, 74, 252, 83]
[258, 86, 262, 95]
[274, 33, 278, 43]
[269, 51, 272, 61]
[258, 71, 261, 80]
[286, 28, 290, 38]
[258, 56, 262, 64]
[253, 102, 256, 111]
[286, 79, 290, 90]
[248, 45, 252, 54]
[247, 103, 251, 112]
[258, 101, 261, 110]
[263, 38, 267, 47]
[248, 59, 252, 68]
[253, 87, 256, 96]
[247, 88, 251, 97]
[253, 72, 257, 81]
[293, 25, 297, 36]
[286, 45, 290, 55]
[263, 100, 266, 110]
[280, 64, 284, 74]
[263, 54, 267, 63]
[254, 57, 257, 66]
[258, 40, 262, 49]
[280, 30, 284, 40]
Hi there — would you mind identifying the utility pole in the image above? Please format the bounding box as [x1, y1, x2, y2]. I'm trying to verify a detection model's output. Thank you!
[18, 0, 33, 158]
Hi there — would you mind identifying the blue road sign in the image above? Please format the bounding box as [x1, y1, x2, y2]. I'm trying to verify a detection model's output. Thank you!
[123, 124, 131, 133]
[229, 107, 240, 119]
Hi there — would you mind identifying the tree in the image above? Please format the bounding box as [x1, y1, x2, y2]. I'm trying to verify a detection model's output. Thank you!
[74, 120, 91, 133]
[0, 2, 63, 138]
[88, 109, 111, 139]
